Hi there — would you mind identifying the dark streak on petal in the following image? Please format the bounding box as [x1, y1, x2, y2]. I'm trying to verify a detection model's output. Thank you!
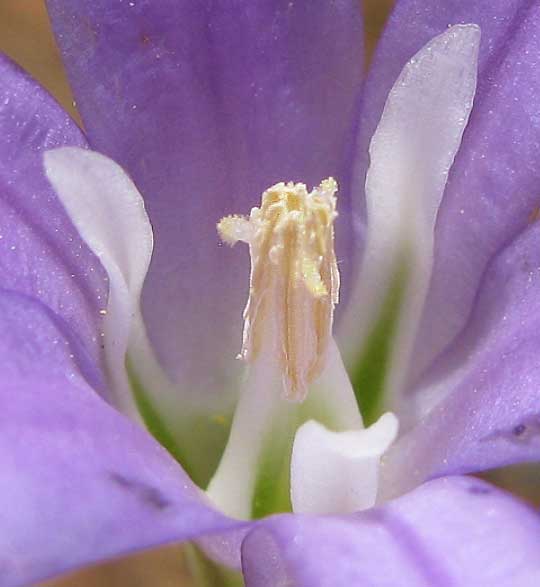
[481, 415, 540, 445]
[513, 423, 527, 437]
[108, 471, 171, 511]
[466, 484, 492, 496]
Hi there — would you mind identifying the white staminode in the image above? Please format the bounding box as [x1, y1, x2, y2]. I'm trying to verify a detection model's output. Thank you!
[44, 148, 173, 418]
[340, 24, 480, 417]
[291, 413, 398, 514]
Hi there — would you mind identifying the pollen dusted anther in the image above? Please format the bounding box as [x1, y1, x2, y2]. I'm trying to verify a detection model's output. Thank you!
[217, 178, 340, 402]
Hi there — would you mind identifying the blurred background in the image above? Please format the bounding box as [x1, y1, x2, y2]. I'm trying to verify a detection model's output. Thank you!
[13, 0, 531, 585]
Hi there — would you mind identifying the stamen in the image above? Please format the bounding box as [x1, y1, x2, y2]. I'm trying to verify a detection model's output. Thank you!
[217, 179, 340, 401]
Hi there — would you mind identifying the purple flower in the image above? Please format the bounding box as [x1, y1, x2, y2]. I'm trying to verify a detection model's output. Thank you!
[1, 1, 540, 585]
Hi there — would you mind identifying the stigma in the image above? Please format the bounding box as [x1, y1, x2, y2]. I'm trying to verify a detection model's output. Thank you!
[218, 178, 340, 401]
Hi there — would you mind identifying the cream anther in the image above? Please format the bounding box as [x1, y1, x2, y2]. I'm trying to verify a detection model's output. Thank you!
[217, 179, 340, 401]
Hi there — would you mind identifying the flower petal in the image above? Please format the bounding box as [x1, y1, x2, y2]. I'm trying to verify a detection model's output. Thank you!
[242, 476, 540, 587]
[381, 222, 540, 498]
[0, 288, 242, 587]
[340, 25, 479, 415]
[357, 0, 540, 384]
[0, 53, 107, 374]
[46, 0, 364, 404]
